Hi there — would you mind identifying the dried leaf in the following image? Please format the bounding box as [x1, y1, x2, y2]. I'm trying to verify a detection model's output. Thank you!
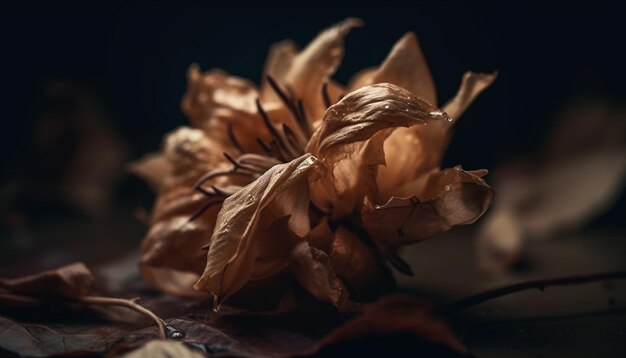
[0, 262, 94, 298]
[123, 340, 205, 358]
[478, 148, 626, 271]
[315, 295, 468, 356]
[194, 154, 324, 305]
[363, 167, 493, 247]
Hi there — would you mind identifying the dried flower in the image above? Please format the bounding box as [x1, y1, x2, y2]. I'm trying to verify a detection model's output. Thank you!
[131, 18, 495, 309]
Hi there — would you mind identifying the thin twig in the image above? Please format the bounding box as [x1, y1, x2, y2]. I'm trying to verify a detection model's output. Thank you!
[76, 295, 167, 339]
[445, 270, 626, 314]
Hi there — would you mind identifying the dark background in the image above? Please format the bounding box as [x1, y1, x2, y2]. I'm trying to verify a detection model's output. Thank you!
[1, 2, 625, 263]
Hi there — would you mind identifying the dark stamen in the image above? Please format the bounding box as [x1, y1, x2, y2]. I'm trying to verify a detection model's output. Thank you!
[227, 123, 244, 153]
[282, 123, 305, 154]
[295, 99, 312, 136]
[257, 138, 273, 156]
[270, 139, 288, 162]
[187, 197, 224, 223]
[223, 152, 241, 169]
[266, 76, 297, 113]
[266, 76, 311, 138]
[255, 98, 292, 160]
[193, 169, 256, 193]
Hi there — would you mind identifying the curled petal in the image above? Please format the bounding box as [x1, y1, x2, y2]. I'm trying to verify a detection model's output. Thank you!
[194, 154, 324, 305]
[285, 18, 362, 122]
[443, 71, 497, 122]
[363, 167, 493, 247]
[289, 241, 355, 312]
[371, 32, 437, 105]
[308, 83, 445, 154]
[376, 72, 496, 200]
[306, 83, 446, 217]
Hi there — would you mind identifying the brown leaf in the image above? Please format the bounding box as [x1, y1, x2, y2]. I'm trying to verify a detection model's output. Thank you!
[194, 154, 324, 305]
[363, 167, 493, 247]
[315, 295, 468, 356]
[0, 262, 94, 298]
[478, 147, 626, 271]
[123, 340, 205, 358]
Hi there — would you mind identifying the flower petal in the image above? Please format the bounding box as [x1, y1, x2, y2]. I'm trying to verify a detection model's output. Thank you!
[289, 241, 355, 312]
[181, 67, 267, 153]
[260, 40, 298, 103]
[371, 32, 437, 105]
[306, 83, 446, 218]
[376, 72, 496, 200]
[363, 167, 493, 247]
[329, 226, 393, 301]
[194, 154, 323, 305]
[443, 71, 497, 121]
[284, 18, 362, 123]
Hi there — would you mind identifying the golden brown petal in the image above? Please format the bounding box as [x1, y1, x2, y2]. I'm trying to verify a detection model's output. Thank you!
[306, 83, 446, 218]
[260, 40, 298, 103]
[376, 72, 496, 201]
[363, 167, 493, 247]
[371, 32, 437, 105]
[181, 66, 266, 152]
[194, 154, 323, 305]
[289, 241, 355, 312]
[136, 127, 235, 297]
[443, 71, 497, 121]
[284, 18, 362, 123]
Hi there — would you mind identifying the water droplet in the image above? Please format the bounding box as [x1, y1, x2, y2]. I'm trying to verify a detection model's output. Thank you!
[429, 111, 444, 117]
[374, 205, 382, 209]
[444, 185, 451, 191]
[166, 325, 185, 339]
[384, 105, 390, 109]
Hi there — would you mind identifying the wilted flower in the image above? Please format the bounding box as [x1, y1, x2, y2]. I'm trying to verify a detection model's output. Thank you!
[131, 18, 495, 310]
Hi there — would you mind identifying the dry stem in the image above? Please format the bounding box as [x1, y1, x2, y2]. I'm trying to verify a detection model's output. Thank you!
[445, 270, 626, 314]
